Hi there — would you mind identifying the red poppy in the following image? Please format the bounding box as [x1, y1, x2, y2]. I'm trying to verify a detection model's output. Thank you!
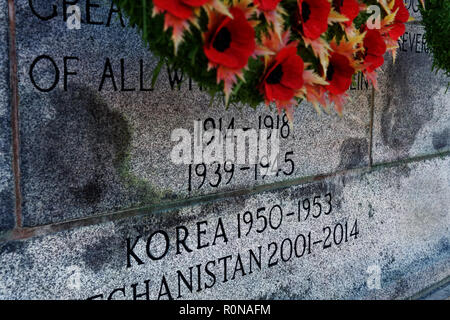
[254, 0, 282, 12]
[153, 0, 209, 20]
[332, 0, 360, 27]
[389, 0, 410, 40]
[363, 29, 386, 72]
[203, 7, 256, 70]
[326, 52, 354, 95]
[262, 46, 304, 102]
[297, 0, 331, 40]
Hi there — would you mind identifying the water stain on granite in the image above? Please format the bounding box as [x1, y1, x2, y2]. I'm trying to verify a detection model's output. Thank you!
[31, 86, 130, 203]
[436, 237, 449, 256]
[338, 138, 369, 170]
[82, 235, 123, 273]
[380, 55, 439, 154]
[70, 178, 104, 205]
[20, 86, 166, 226]
[392, 278, 410, 299]
[432, 128, 449, 150]
[0, 241, 34, 270]
[0, 189, 15, 232]
[0, 241, 26, 255]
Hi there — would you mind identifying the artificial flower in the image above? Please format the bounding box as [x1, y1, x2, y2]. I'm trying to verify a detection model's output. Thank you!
[129, 0, 409, 118]
[254, 0, 281, 11]
[153, 0, 230, 53]
[296, 0, 348, 75]
[332, 0, 360, 27]
[203, 2, 258, 103]
[260, 30, 327, 120]
[204, 7, 255, 70]
[262, 46, 304, 103]
[254, 0, 286, 37]
[153, 0, 209, 20]
[363, 29, 387, 73]
[297, 0, 332, 40]
[388, 0, 410, 41]
[326, 52, 354, 95]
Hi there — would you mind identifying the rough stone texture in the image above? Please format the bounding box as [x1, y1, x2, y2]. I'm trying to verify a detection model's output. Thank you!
[372, 24, 450, 164]
[0, 0, 15, 232]
[15, 0, 370, 228]
[0, 156, 448, 300]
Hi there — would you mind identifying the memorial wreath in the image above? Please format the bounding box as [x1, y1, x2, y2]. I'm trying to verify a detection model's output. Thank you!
[114, 0, 416, 121]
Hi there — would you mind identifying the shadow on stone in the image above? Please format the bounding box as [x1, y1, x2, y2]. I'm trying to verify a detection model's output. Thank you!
[21, 85, 167, 226]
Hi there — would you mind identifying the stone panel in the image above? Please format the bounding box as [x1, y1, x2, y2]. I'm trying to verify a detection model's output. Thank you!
[373, 24, 450, 164]
[0, 156, 448, 299]
[15, 0, 371, 227]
